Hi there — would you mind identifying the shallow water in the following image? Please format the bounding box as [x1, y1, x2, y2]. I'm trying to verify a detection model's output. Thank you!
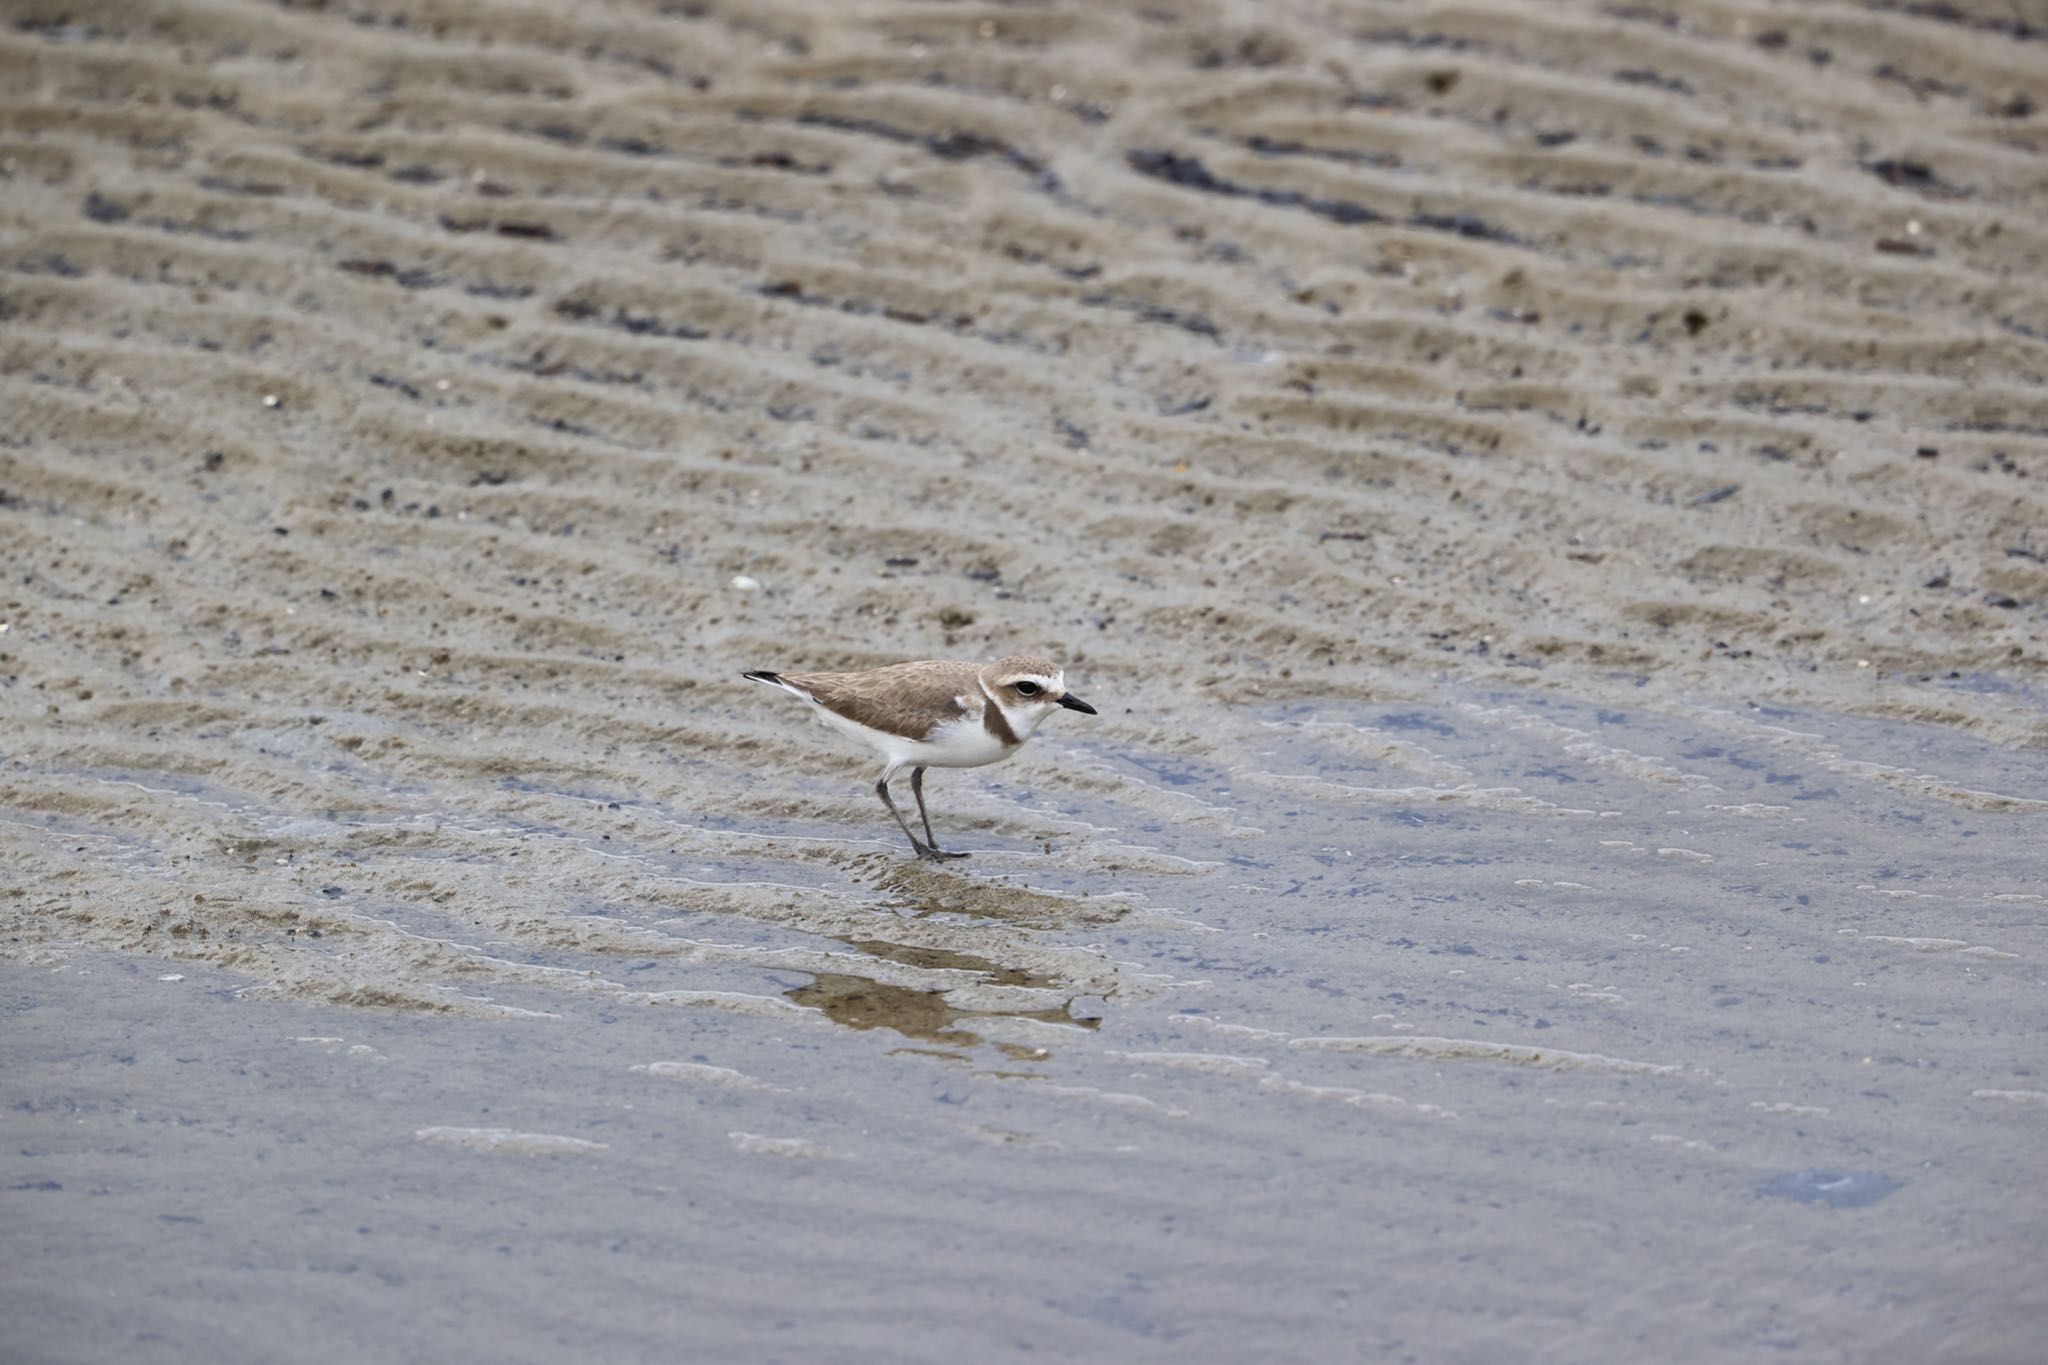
[6, 0, 2047, 1357]
[7, 690, 2043, 1363]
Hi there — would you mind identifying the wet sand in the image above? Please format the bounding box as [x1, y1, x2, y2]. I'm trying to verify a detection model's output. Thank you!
[4, 1, 2046, 1361]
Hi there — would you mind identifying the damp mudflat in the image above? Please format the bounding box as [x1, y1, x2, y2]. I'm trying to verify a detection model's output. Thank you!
[6, 691, 2043, 1363]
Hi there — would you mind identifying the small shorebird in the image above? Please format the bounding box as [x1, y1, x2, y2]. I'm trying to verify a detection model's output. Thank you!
[742, 656, 1096, 860]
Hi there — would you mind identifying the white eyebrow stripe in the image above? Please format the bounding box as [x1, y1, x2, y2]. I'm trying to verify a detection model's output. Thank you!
[991, 674, 1062, 696]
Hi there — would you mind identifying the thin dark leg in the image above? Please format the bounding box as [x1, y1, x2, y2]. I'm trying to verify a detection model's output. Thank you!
[910, 767, 967, 859]
[874, 774, 939, 860]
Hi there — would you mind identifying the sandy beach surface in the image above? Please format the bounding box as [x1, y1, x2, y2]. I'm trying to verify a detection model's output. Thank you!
[4, 1, 2045, 1361]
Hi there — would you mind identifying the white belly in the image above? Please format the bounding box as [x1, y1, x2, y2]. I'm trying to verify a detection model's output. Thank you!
[809, 702, 1015, 770]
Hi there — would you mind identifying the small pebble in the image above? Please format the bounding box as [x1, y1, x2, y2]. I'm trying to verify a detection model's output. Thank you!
[730, 575, 762, 592]
[1759, 1170, 1902, 1208]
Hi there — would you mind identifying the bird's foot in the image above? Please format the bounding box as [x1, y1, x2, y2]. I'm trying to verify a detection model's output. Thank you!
[915, 844, 970, 862]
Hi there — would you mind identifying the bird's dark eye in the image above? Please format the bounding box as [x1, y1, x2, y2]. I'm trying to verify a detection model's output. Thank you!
[1014, 681, 1041, 696]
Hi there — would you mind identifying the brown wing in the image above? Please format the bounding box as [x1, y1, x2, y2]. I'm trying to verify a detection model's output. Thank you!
[777, 660, 980, 741]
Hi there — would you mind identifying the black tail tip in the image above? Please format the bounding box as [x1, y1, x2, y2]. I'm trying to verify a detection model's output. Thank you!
[741, 670, 780, 684]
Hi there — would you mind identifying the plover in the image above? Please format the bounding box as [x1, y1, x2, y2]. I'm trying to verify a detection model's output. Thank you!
[742, 656, 1097, 860]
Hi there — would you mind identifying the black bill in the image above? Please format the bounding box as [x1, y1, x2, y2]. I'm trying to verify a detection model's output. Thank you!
[1058, 693, 1097, 715]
